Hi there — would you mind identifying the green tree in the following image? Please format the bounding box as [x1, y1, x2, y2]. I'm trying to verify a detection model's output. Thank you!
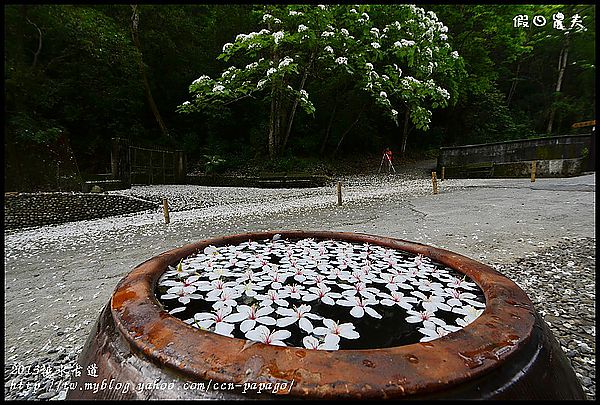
[179, 4, 462, 158]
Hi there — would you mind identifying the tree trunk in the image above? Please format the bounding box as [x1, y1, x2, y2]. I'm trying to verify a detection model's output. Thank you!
[281, 50, 316, 151]
[320, 94, 338, 156]
[267, 87, 284, 159]
[268, 86, 278, 158]
[130, 5, 169, 138]
[400, 108, 411, 156]
[25, 17, 42, 69]
[332, 104, 366, 158]
[506, 61, 521, 108]
[546, 34, 570, 134]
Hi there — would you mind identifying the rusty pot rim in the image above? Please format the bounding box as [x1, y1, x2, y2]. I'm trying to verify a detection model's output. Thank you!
[110, 230, 536, 399]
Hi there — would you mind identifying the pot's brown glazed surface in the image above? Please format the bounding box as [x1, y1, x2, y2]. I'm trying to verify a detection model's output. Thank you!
[67, 231, 585, 399]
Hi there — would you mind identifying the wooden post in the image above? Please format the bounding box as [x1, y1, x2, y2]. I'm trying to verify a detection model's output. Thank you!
[337, 182, 342, 206]
[441, 166, 445, 181]
[432, 171, 439, 194]
[162, 198, 170, 224]
[531, 161, 536, 182]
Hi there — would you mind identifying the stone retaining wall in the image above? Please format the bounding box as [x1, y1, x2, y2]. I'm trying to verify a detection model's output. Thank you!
[4, 192, 158, 230]
[437, 134, 592, 178]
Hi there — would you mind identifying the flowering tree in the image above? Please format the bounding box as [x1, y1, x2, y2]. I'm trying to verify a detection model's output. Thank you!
[178, 4, 464, 158]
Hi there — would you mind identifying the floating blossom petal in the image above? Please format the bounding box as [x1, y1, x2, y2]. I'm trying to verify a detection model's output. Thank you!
[453, 305, 484, 326]
[303, 334, 339, 350]
[418, 324, 461, 342]
[276, 304, 321, 333]
[411, 291, 451, 312]
[444, 288, 478, 307]
[161, 237, 486, 350]
[379, 291, 418, 310]
[405, 309, 446, 329]
[188, 306, 237, 337]
[313, 318, 360, 341]
[302, 285, 341, 305]
[245, 325, 291, 346]
[337, 296, 381, 319]
[233, 304, 276, 332]
[255, 289, 289, 307]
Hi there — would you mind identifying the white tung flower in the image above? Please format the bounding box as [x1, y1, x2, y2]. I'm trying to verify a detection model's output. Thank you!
[371, 42, 381, 49]
[298, 24, 308, 32]
[273, 31, 284, 44]
[234, 304, 276, 333]
[322, 31, 334, 37]
[245, 325, 291, 346]
[222, 43, 233, 52]
[418, 324, 461, 342]
[341, 28, 349, 36]
[379, 291, 417, 309]
[336, 295, 382, 319]
[192, 75, 211, 85]
[405, 309, 446, 330]
[452, 51, 459, 59]
[276, 304, 321, 333]
[212, 84, 225, 93]
[453, 305, 484, 327]
[380, 91, 387, 98]
[278, 56, 293, 68]
[335, 57, 348, 65]
[302, 284, 341, 305]
[266, 67, 277, 77]
[303, 335, 339, 350]
[313, 318, 360, 341]
[263, 14, 272, 22]
[187, 306, 241, 337]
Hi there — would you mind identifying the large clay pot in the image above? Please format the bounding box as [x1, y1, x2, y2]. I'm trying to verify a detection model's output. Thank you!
[67, 231, 585, 400]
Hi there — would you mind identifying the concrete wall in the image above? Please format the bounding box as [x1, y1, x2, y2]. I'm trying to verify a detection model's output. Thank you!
[437, 134, 592, 178]
[4, 192, 158, 230]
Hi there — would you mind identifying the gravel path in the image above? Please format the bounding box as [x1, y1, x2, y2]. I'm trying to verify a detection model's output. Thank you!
[4, 172, 595, 400]
[494, 237, 596, 400]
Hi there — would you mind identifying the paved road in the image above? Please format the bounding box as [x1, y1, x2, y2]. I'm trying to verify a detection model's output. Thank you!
[4, 173, 595, 365]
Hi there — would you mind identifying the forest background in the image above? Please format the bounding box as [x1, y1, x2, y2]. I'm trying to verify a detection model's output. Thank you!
[4, 4, 595, 190]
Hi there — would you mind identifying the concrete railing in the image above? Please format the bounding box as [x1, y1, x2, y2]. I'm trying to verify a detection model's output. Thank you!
[437, 134, 592, 178]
